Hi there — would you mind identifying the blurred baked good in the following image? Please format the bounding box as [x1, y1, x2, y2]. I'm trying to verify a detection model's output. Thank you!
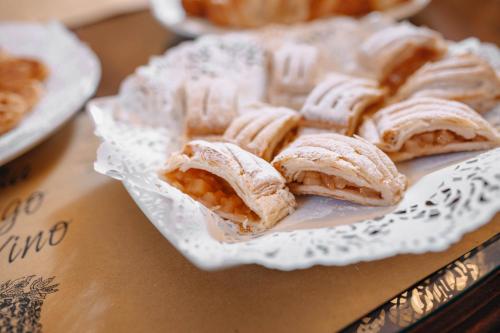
[0, 52, 48, 134]
[181, 0, 411, 28]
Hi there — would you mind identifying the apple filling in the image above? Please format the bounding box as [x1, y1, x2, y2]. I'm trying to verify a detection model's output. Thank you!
[383, 48, 440, 92]
[271, 128, 298, 158]
[401, 129, 487, 152]
[293, 171, 381, 199]
[164, 168, 259, 222]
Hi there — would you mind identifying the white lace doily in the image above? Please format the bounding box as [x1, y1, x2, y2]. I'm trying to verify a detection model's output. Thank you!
[0, 21, 101, 165]
[89, 20, 500, 270]
[150, 0, 430, 38]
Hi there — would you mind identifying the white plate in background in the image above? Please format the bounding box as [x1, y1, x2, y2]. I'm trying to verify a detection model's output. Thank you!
[0, 21, 101, 165]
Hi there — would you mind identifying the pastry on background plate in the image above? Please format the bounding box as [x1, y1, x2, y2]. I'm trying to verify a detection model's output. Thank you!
[301, 73, 386, 135]
[394, 53, 500, 113]
[0, 51, 48, 134]
[162, 140, 296, 229]
[0, 92, 29, 134]
[272, 133, 407, 206]
[358, 23, 447, 91]
[0, 54, 49, 82]
[359, 97, 500, 162]
[0, 79, 43, 108]
[224, 103, 301, 161]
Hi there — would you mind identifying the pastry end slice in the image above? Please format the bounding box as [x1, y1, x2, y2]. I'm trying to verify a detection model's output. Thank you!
[0, 54, 49, 82]
[0, 92, 29, 134]
[358, 23, 447, 91]
[272, 133, 407, 206]
[224, 103, 301, 161]
[359, 97, 500, 162]
[162, 140, 296, 230]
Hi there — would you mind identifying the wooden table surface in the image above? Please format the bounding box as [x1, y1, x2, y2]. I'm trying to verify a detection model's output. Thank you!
[1, 2, 499, 332]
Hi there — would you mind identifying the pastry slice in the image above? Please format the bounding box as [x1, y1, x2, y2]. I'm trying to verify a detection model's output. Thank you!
[181, 78, 239, 137]
[272, 133, 407, 206]
[301, 73, 385, 135]
[0, 92, 29, 134]
[394, 53, 500, 113]
[224, 103, 301, 161]
[162, 140, 296, 229]
[0, 55, 49, 82]
[359, 97, 500, 162]
[358, 23, 447, 91]
[268, 43, 321, 110]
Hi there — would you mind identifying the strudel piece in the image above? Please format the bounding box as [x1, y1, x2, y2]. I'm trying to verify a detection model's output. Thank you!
[272, 133, 406, 206]
[181, 78, 239, 137]
[301, 73, 385, 135]
[268, 43, 321, 110]
[358, 23, 446, 91]
[359, 97, 500, 161]
[395, 53, 500, 113]
[224, 104, 301, 161]
[0, 92, 28, 134]
[162, 140, 296, 229]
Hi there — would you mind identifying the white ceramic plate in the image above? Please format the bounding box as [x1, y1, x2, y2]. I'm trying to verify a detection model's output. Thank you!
[88, 20, 500, 270]
[150, 0, 431, 38]
[0, 21, 101, 166]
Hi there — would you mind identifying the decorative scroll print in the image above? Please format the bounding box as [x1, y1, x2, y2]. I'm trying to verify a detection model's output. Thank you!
[347, 235, 497, 333]
[0, 275, 58, 333]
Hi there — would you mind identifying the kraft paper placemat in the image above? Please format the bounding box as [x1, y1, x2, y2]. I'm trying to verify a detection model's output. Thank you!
[1, 8, 500, 333]
[1, 113, 498, 332]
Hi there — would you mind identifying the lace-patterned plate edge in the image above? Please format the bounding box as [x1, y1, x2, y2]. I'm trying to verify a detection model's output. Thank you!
[89, 97, 500, 270]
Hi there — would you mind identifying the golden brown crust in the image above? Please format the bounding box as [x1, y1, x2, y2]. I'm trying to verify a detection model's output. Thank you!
[0, 92, 29, 134]
[0, 79, 43, 109]
[0, 52, 48, 135]
[224, 103, 301, 161]
[358, 97, 500, 161]
[272, 133, 407, 206]
[162, 140, 296, 229]
[184, 0, 411, 26]
[0, 56, 49, 82]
